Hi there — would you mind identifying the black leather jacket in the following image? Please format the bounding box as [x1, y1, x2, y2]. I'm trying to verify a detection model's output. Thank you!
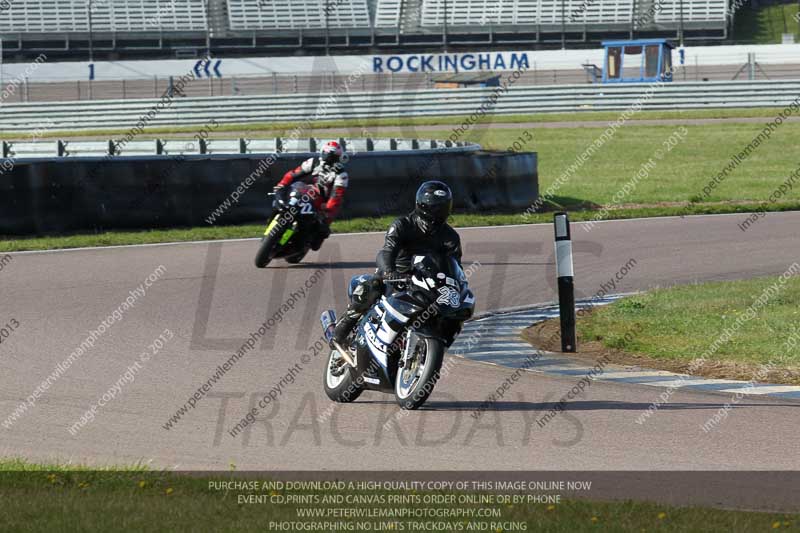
[376, 213, 462, 274]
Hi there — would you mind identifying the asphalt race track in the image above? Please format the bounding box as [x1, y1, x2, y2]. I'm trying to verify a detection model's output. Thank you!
[1, 213, 799, 488]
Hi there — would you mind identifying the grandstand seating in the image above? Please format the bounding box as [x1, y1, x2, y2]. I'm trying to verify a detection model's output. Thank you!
[227, 0, 371, 30]
[656, 0, 727, 23]
[0, 0, 208, 33]
[0, 0, 729, 33]
[0, 0, 731, 57]
[374, 0, 403, 27]
[418, 0, 723, 27]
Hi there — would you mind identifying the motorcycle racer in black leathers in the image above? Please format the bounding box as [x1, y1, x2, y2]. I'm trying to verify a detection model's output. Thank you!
[331, 180, 462, 350]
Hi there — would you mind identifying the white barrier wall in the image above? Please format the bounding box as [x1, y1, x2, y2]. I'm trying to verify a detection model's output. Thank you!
[2, 44, 800, 82]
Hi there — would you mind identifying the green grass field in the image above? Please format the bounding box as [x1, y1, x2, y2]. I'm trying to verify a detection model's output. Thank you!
[0, 460, 796, 532]
[579, 273, 800, 369]
[391, 120, 800, 206]
[3, 107, 800, 251]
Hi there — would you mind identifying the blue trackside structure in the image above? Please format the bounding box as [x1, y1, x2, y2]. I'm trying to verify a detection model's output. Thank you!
[601, 39, 675, 84]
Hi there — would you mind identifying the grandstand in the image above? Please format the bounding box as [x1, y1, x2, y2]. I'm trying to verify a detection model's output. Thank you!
[227, 0, 371, 30]
[0, 0, 208, 32]
[0, 0, 731, 59]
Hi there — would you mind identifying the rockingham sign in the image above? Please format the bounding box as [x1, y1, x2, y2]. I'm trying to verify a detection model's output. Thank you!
[372, 51, 531, 73]
[7, 44, 800, 82]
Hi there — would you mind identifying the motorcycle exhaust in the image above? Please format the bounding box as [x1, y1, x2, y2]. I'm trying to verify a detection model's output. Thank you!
[321, 310, 336, 342]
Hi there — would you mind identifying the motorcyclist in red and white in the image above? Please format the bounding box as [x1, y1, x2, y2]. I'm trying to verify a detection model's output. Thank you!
[273, 140, 349, 251]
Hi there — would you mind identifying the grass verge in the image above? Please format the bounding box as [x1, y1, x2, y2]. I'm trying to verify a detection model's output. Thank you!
[0, 459, 797, 532]
[2, 201, 798, 253]
[525, 273, 800, 384]
[4, 110, 800, 252]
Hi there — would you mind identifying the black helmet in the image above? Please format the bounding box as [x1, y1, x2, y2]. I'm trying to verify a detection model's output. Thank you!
[414, 181, 453, 233]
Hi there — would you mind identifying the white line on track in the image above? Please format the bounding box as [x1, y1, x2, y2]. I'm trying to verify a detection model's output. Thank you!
[718, 385, 800, 395]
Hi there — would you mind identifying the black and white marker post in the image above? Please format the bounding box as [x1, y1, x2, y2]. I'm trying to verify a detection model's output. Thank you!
[554, 212, 577, 352]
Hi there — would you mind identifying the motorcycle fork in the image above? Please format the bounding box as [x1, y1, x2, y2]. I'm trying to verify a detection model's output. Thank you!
[399, 330, 414, 371]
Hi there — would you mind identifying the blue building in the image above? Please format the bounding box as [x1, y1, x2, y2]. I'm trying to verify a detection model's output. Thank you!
[601, 39, 675, 84]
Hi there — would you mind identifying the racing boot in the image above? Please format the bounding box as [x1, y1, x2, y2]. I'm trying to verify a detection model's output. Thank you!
[331, 308, 361, 349]
[310, 220, 331, 251]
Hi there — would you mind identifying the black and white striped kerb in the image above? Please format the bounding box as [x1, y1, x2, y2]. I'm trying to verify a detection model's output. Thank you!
[554, 212, 577, 352]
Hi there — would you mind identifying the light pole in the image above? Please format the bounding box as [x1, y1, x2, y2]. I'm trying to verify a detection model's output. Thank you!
[88, 0, 94, 63]
[88, 0, 94, 100]
[443, 0, 448, 51]
[325, 0, 330, 56]
[204, 0, 211, 57]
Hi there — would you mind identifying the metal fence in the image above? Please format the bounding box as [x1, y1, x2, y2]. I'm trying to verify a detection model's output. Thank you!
[1, 137, 480, 158]
[2, 62, 800, 104]
[2, 79, 799, 132]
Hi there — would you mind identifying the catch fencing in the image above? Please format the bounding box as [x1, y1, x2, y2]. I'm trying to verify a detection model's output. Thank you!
[1, 79, 800, 132]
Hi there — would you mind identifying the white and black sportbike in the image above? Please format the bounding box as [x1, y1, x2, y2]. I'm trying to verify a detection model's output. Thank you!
[320, 255, 475, 409]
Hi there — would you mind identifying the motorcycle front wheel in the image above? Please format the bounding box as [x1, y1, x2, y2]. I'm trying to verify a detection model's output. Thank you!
[254, 218, 284, 268]
[285, 249, 308, 264]
[394, 336, 444, 410]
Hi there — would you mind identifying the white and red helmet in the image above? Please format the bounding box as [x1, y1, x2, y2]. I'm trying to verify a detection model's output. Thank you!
[320, 140, 345, 165]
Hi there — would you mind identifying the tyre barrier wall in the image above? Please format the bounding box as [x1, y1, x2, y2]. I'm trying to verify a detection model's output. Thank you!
[0, 148, 538, 236]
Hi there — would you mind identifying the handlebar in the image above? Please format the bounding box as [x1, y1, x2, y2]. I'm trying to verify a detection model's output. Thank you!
[382, 274, 410, 284]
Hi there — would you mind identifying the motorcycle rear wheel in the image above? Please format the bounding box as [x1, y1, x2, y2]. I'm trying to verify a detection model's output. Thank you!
[394, 336, 444, 410]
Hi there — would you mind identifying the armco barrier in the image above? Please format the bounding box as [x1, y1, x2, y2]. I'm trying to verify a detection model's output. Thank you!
[1, 80, 800, 131]
[0, 150, 537, 236]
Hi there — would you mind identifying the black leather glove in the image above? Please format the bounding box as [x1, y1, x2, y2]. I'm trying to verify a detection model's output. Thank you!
[272, 185, 288, 205]
[380, 270, 404, 282]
